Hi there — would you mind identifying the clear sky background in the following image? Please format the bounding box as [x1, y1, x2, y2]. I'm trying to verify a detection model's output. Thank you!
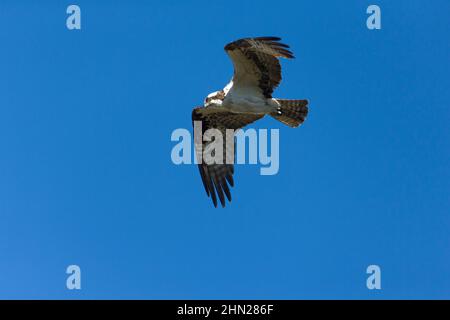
[0, 0, 449, 299]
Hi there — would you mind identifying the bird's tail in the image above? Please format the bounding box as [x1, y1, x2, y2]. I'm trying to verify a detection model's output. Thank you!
[270, 99, 309, 128]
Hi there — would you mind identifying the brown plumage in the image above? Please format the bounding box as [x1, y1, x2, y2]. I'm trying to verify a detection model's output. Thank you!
[192, 37, 309, 208]
[224, 36, 294, 98]
[192, 108, 263, 208]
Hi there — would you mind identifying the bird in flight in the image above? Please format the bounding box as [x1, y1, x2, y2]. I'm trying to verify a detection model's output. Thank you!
[192, 36, 309, 208]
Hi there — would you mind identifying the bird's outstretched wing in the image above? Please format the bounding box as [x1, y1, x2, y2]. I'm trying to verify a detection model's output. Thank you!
[224, 36, 294, 99]
[192, 107, 263, 208]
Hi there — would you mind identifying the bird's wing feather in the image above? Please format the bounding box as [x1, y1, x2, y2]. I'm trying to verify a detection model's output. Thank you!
[192, 107, 264, 207]
[224, 36, 294, 98]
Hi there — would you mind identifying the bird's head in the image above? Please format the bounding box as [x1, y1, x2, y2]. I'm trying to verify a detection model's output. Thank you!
[204, 90, 225, 107]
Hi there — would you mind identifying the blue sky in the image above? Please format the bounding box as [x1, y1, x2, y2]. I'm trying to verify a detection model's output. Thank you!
[0, 0, 449, 299]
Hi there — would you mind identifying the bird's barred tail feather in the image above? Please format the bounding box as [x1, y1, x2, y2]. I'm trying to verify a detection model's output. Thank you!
[271, 99, 309, 128]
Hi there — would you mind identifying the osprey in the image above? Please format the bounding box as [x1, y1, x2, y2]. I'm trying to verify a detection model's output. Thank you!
[192, 36, 309, 208]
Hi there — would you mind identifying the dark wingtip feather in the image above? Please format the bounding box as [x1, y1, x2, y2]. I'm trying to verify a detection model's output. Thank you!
[221, 178, 232, 202]
[210, 186, 218, 207]
[198, 165, 210, 196]
[255, 37, 295, 59]
[213, 178, 226, 208]
[255, 36, 282, 41]
[270, 42, 290, 49]
[226, 174, 234, 187]
[204, 168, 218, 207]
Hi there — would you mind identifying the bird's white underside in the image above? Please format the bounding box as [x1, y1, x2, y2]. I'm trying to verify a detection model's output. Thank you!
[204, 50, 280, 115]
